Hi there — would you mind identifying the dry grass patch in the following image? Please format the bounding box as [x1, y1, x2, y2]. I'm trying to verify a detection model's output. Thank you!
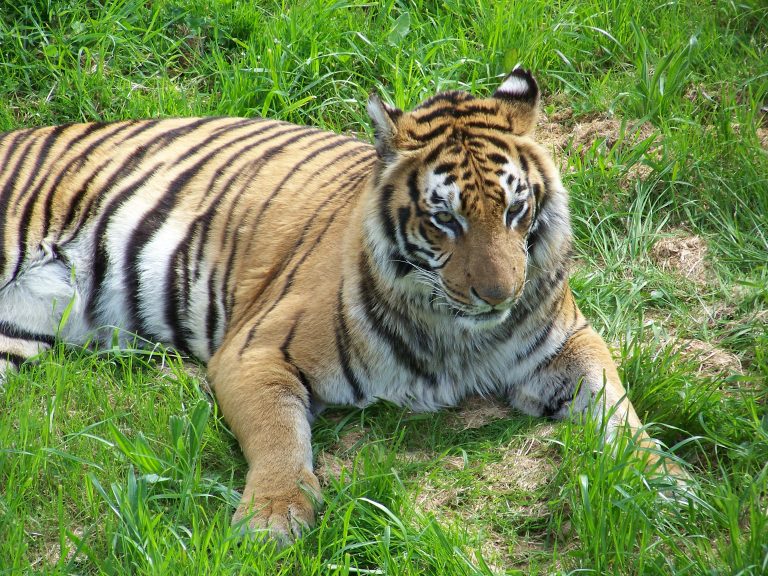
[30, 527, 84, 570]
[650, 233, 712, 285]
[757, 127, 768, 149]
[536, 108, 656, 157]
[449, 395, 512, 430]
[671, 339, 743, 378]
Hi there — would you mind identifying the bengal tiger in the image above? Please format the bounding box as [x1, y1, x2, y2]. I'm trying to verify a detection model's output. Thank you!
[0, 69, 682, 544]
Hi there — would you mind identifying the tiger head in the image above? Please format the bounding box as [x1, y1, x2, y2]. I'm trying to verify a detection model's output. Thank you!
[365, 69, 570, 328]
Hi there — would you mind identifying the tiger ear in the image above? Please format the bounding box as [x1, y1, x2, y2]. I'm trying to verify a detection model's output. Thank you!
[367, 93, 404, 161]
[493, 68, 540, 135]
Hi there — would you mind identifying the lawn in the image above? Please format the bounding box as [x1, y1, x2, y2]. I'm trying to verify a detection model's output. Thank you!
[0, 0, 766, 574]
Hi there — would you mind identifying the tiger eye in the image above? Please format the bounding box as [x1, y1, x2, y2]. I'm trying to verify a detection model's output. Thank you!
[505, 200, 526, 227]
[435, 211, 456, 224]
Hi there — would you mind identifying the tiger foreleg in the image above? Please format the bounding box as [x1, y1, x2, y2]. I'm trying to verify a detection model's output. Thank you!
[511, 325, 686, 480]
[207, 346, 321, 546]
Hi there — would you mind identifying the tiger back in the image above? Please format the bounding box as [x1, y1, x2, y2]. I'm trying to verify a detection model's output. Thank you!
[0, 69, 682, 545]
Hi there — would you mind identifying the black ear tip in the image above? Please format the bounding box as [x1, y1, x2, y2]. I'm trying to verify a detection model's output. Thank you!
[509, 66, 535, 79]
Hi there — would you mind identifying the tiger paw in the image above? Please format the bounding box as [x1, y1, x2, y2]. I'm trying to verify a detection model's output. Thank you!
[646, 456, 696, 505]
[232, 472, 322, 547]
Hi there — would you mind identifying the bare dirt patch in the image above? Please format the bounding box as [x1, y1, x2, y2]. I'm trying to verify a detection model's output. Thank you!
[650, 233, 711, 285]
[31, 527, 84, 569]
[316, 451, 353, 485]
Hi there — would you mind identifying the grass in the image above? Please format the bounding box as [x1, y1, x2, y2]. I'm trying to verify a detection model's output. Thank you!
[0, 0, 767, 573]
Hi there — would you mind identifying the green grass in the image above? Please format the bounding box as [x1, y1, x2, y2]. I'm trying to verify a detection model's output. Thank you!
[1, 0, 767, 574]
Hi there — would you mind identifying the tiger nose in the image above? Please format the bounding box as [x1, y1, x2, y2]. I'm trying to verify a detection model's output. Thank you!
[470, 286, 515, 307]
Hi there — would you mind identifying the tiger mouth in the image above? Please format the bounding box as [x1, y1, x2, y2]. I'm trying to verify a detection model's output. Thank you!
[453, 307, 509, 323]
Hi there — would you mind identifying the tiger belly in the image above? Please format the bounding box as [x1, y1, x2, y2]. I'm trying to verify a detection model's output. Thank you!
[0, 217, 218, 369]
[0, 247, 89, 367]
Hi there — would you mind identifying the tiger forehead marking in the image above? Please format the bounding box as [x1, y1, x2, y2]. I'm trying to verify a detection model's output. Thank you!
[425, 151, 531, 220]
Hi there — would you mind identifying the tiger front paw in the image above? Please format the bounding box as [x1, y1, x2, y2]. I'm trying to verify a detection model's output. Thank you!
[232, 470, 322, 547]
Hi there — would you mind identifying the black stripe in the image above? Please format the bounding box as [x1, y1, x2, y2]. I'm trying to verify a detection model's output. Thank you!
[518, 152, 529, 174]
[0, 129, 32, 175]
[414, 91, 473, 110]
[40, 122, 118, 237]
[245, 133, 355, 235]
[486, 153, 507, 165]
[17, 124, 72, 209]
[358, 252, 437, 386]
[521, 150, 552, 255]
[57, 122, 161, 241]
[406, 169, 422, 205]
[153, 122, 295, 347]
[279, 316, 312, 407]
[510, 289, 572, 363]
[397, 206, 433, 261]
[389, 250, 413, 278]
[472, 134, 510, 152]
[0, 321, 56, 346]
[221, 140, 374, 313]
[542, 378, 577, 418]
[406, 122, 451, 143]
[334, 283, 364, 402]
[497, 265, 567, 339]
[217, 128, 344, 308]
[10, 124, 92, 283]
[461, 120, 510, 133]
[88, 119, 218, 326]
[117, 120, 289, 341]
[413, 103, 497, 125]
[0, 131, 42, 279]
[533, 321, 589, 374]
[238, 167, 367, 353]
[432, 162, 455, 175]
[423, 142, 450, 167]
[205, 265, 221, 358]
[511, 315, 557, 364]
[0, 351, 26, 368]
[183, 123, 313, 326]
[378, 184, 398, 246]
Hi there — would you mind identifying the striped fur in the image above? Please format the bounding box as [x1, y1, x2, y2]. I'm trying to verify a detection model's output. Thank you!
[0, 70, 680, 544]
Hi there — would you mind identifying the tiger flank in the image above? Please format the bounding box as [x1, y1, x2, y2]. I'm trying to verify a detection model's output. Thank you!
[0, 70, 682, 544]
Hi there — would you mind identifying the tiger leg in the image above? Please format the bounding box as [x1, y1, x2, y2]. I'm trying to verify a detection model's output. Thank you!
[511, 324, 685, 478]
[207, 345, 321, 545]
[0, 252, 89, 383]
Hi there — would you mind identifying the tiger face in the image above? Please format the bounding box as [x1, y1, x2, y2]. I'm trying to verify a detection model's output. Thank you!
[367, 69, 546, 327]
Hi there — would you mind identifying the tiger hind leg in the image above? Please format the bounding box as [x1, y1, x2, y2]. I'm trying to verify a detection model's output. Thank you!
[0, 252, 91, 382]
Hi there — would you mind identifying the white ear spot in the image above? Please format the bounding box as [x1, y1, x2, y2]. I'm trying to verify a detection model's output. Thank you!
[498, 74, 532, 97]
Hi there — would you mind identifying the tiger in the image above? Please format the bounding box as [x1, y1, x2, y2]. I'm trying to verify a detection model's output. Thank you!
[0, 69, 683, 544]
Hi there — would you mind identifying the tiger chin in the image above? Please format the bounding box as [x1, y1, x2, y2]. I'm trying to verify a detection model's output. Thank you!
[0, 69, 685, 545]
